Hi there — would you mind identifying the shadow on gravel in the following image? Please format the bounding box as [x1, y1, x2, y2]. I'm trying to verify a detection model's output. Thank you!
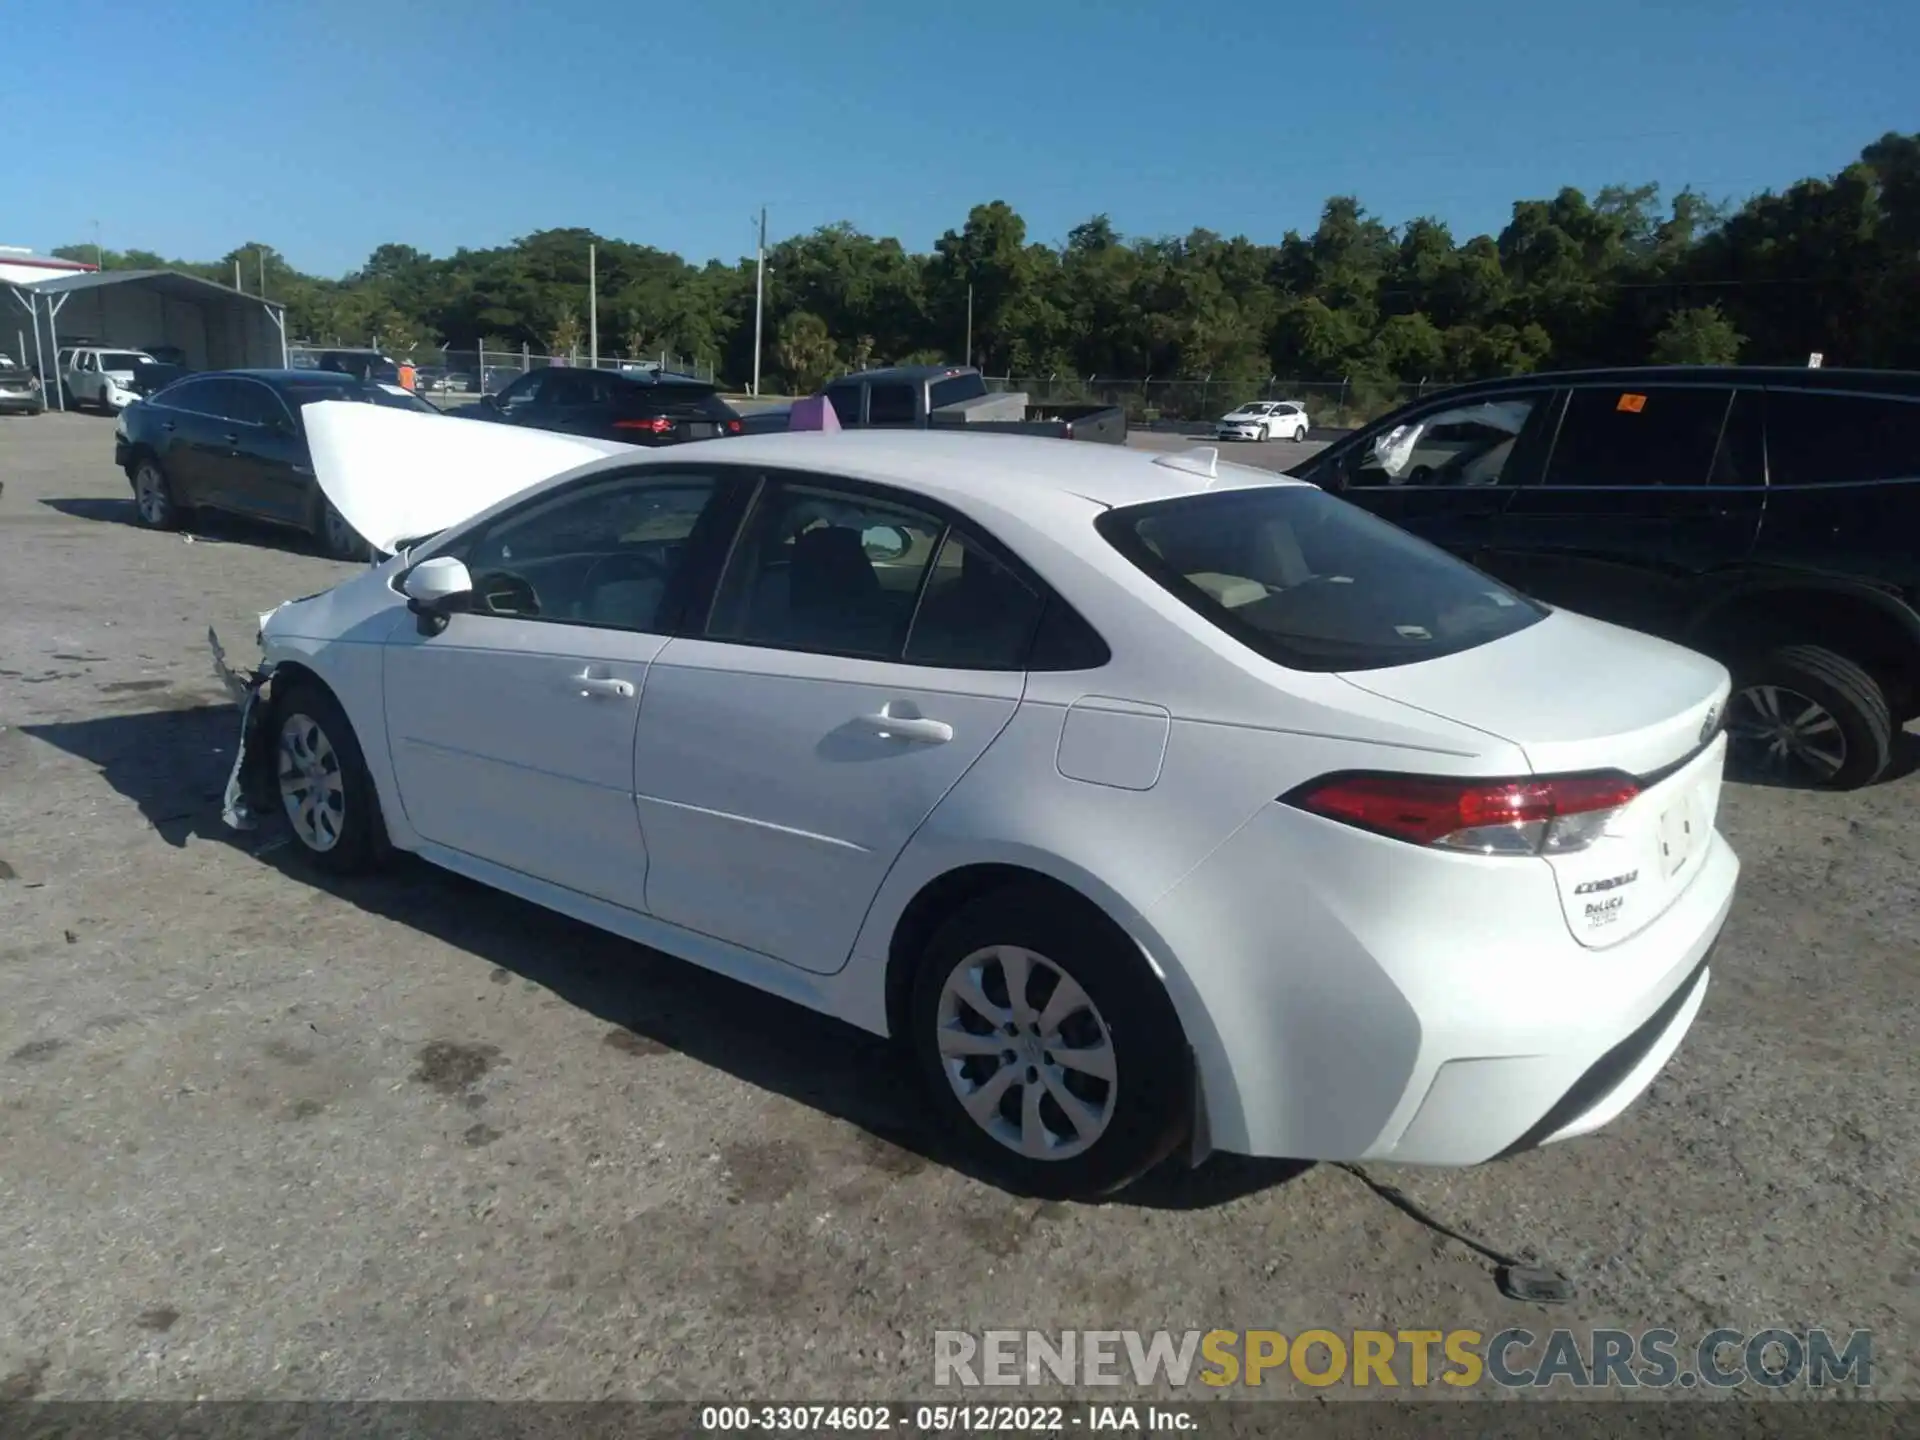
[20, 702, 1308, 1209]
[38, 496, 323, 558]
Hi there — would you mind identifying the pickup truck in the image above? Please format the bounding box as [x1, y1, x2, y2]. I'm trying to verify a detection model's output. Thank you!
[809, 364, 1127, 443]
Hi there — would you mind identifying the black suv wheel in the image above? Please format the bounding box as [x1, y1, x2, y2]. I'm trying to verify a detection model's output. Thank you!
[1726, 643, 1894, 790]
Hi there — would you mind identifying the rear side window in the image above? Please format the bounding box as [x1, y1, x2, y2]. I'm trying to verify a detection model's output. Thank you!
[1765, 391, 1920, 487]
[904, 529, 1046, 670]
[867, 383, 917, 425]
[1097, 485, 1547, 672]
[1544, 387, 1732, 487]
[223, 381, 287, 427]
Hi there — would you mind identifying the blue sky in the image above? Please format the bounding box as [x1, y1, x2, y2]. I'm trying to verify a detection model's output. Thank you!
[8, 0, 1914, 276]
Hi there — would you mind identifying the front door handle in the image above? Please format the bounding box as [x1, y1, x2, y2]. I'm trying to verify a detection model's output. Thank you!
[857, 711, 952, 744]
[222, 432, 239, 446]
[573, 672, 635, 699]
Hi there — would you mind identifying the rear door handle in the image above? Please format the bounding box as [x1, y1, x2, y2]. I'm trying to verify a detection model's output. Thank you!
[222, 432, 239, 445]
[573, 671, 635, 699]
[857, 711, 952, 744]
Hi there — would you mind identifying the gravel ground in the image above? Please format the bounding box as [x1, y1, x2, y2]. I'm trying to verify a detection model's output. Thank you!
[0, 411, 1914, 1404]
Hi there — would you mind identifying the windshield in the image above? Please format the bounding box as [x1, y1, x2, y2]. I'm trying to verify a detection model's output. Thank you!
[1096, 484, 1546, 672]
[101, 352, 151, 371]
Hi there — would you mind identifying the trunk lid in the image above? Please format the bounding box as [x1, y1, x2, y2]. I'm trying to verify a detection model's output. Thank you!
[1338, 607, 1732, 948]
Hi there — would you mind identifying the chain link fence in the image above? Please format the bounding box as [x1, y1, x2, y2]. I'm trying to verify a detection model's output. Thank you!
[286, 342, 716, 397]
[981, 375, 1460, 430]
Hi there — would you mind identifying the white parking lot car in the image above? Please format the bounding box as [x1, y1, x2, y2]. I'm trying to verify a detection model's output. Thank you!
[1215, 400, 1309, 442]
[220, 406, 1739, 1197]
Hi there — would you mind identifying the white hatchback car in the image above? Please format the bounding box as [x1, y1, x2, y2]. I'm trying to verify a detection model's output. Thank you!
[218, 404, 1738, 1198]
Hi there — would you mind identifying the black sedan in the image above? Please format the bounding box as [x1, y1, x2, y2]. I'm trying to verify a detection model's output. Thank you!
[454, 366, 743, 444]
[115, 369, 438, 558]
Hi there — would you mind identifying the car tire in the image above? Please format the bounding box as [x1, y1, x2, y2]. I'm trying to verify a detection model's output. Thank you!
[1294, 424, 1309, 442]
[908, 884, 1192, 1200]
[313, 492, 372, 561]
[131, 456, 181, 530]
[1257, 424, 1270, 442]
[1727, 643, 1894, 790]
[269, 676, 388, 874]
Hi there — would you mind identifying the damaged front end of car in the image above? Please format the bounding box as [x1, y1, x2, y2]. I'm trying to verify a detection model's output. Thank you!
[208, 608, 293, 832]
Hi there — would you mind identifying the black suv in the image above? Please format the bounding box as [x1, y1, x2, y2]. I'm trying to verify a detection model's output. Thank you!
[1293, 367, 1920, 789]
[462, 367, 743, 445]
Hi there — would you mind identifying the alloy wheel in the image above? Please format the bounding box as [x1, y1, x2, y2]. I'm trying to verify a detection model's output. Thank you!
[134, 462, 170, 525]
[278, 712, 347, 851]
[1727, 683, 1848, 783]
[934, 945, 1118, 1161]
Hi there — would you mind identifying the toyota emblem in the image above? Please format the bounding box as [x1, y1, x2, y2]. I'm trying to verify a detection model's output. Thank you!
[1700, 705, 1721, 744]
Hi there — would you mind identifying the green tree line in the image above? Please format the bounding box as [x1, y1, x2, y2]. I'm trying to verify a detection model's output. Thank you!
[58, 131, 1920, 405]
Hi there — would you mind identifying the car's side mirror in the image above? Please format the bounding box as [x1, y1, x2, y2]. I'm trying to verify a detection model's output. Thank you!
[862, 524, 914, 562]
[401, 555, 473, 634]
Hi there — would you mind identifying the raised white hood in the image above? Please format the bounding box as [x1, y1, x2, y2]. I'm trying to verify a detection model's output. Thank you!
[304, 400, 631, 555]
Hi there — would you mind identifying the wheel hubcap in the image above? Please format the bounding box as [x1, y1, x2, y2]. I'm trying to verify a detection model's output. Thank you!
[934, 945, 1118, 1161]
[277, 712, 346, 850]
[136, 466, 166, 523]
[1727, 683, 1847, 782]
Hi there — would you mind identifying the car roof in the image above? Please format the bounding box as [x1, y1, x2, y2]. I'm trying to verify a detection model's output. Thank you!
[609, 430, 1304, 511]
[830, 364, 975, 384]
[1413, 365, 1920, 401]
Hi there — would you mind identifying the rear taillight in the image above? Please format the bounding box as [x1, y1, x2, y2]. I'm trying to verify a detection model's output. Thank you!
[725, 418, 742, 433]
[1283, 771, 1640, 856]
[614, 416, 676, 435]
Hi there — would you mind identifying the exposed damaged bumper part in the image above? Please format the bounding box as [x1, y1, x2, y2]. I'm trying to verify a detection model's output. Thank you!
[209, 625, 280, 832]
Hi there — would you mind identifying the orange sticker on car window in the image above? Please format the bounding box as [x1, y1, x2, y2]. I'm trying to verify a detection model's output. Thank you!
[1616, 393, 1647, 413]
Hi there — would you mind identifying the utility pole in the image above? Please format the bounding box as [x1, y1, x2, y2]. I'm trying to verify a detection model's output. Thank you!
[965, 283, 973, 368]
[257, 246, 266, 301]
[92, 220, 102, 270]
[751, 206, 766, 397]
[234, 258, 242, 292]
[588, 242, 599, 368]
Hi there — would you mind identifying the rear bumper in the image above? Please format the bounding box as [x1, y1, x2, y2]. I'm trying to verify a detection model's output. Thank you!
[0, 393, 44, 414]
[1147, 793, 1740, 1167]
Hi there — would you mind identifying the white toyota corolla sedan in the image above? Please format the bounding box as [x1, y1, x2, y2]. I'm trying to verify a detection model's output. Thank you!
[217, 402, 1739, 1198]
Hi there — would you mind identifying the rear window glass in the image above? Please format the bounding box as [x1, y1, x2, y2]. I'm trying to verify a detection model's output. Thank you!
[929, 373, 988, 410]
[100, 352, 149, 371]
[1097, 485, 1547, 672]
[616, 382, 734, 419]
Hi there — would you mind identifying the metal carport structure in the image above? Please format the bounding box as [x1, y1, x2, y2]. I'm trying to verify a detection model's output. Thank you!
[5, 269, 287, 412]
